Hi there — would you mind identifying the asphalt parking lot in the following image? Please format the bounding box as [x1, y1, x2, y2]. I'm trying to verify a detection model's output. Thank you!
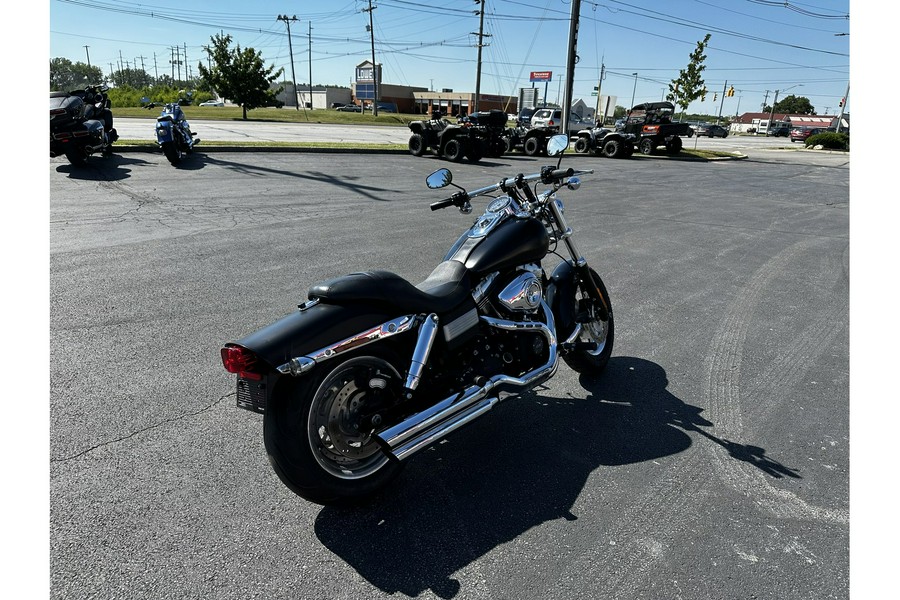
[46, 144, 849, 599]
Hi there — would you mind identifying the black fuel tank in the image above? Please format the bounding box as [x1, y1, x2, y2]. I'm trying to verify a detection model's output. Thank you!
[444, 217, 550, 277]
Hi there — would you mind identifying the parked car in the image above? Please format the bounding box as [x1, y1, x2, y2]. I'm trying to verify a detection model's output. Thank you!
[330, 102, 345, 109]
[199, 100, 224, 107]
[530, 109, 588, 135]
[790, 127, 826, 143]
[703, 124, 728, 138]
[336, 104, 362, 112]
[517, 106, 538, 126]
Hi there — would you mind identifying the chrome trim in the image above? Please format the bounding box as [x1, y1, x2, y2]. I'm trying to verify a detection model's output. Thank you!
[298, 298, 320, 311]
[404, 314, 439, 391]
[377, 301, 558, 460]
[276, 314, 417, 376]
[498, 272, 543, 313]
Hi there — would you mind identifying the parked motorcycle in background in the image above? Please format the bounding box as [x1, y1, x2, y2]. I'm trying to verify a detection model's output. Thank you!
[221, 135, 615, 506]
[155, 102, 199, 165]
[49, 84, 118, 165]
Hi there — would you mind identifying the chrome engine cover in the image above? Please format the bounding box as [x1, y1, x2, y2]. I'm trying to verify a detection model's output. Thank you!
[497, 272, 543, 313]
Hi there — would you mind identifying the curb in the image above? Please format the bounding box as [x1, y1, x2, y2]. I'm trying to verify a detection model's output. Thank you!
[110, 144, 748, 161]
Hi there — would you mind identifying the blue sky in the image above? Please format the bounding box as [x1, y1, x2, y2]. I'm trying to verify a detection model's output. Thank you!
[47, 0, 854, 116]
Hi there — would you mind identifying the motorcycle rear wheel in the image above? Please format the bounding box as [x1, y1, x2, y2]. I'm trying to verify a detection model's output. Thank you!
[65, 149, 87, 166]
[264, 352, 404, 506]
[562, 267, 614, 375]
[162, 140, 182, 165]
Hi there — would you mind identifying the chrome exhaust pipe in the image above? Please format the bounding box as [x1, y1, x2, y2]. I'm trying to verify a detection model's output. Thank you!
[376, 301, 557, 461]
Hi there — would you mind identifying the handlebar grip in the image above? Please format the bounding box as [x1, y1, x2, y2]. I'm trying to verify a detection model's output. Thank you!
[430, 197, 456, 211]
[549, 167, 575, 181]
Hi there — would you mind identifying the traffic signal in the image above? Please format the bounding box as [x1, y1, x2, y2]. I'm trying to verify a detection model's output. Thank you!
[727, 86, 735, 97]
[713, 93, 718, 101]
[839, 97, 844, 107]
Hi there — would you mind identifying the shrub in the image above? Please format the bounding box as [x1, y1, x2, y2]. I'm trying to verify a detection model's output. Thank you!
[805, 132, 849, 150]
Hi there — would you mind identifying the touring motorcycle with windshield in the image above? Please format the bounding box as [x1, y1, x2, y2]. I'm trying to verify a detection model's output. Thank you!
[49, 84, 118, 165]
[221, 135, 614, 505]
[155, 102, 199, 165]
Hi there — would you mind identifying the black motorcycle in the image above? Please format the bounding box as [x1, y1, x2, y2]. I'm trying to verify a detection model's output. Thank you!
[221, 135, 614, 505]
[50, 84, 118, 165]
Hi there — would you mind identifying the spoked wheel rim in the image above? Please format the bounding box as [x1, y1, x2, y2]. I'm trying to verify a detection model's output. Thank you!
[307, 356, 398, 480]
[575, 282, 610, 356]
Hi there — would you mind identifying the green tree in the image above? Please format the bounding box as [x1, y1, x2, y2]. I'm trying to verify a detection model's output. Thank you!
[109, 67, 153, 89]
[197, 33, 284, 120]
[774, 95, 815, 115]
[50, 57, 104, 91]
[666, 34, 712, 117]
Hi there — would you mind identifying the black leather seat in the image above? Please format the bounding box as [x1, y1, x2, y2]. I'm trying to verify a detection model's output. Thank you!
[308, 260, 472, 314]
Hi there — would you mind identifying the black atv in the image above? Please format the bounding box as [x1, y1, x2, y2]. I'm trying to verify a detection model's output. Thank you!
[407, 109, 504, 163]
[573, 124, 636, 158]
[619, 101, 691, 155]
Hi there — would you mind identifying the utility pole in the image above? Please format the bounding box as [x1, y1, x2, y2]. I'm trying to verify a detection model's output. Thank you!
[716, 80, 727, 125]
[83, 46, 91, 68]
[766, 89, 780, 136]
[363, 0, 378, 116]
[309, 21, 313, 111]
[277, 15, 301, 112]
[836, 82, 849, 133]
[153, 53, 159, 82]
[593, 61, 605, 124]
[473, 0, 488, 114]
[560, 0, 581, 135]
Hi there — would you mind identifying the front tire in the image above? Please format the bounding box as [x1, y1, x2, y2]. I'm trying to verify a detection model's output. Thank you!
[264, 353, 404, 506]
[574, 137, 590, 154]
[639, 138, 655, 155]
[408, 133, 426, 156]
[562, 268, 615, 375]
[162, 141, 182, 165]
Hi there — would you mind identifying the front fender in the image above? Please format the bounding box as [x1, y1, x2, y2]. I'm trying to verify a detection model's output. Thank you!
[546, 261, 578, 341]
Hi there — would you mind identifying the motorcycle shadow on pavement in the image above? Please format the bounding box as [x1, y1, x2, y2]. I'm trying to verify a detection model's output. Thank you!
[313, 356, 800, 598]
[54, 153, 155, 181]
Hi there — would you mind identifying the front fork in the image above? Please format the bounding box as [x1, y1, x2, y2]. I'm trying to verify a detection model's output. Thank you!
[545, 193, 610, 321]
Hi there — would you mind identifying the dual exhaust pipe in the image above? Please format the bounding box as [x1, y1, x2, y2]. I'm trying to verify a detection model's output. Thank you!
[376, 304, 558, 462]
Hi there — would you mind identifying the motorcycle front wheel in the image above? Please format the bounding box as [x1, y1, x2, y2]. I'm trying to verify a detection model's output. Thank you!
[264, 352, 404, 506]
[562, 267, 615, 375]
[162, 140, 182, 165]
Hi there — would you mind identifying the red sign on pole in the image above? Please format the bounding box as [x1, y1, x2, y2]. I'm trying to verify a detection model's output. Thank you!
[529, 71, 552, 82]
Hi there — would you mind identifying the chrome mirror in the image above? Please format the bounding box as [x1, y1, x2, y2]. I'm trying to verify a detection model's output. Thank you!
[546, 135, 569, 157]
[426, 168, 452, 189]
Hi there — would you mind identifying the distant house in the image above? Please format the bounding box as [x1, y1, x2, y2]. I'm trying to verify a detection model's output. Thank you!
[730, 112, 837, 134]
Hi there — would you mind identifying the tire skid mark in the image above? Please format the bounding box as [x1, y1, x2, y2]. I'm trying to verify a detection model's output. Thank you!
[546, 452, 710, 597]
[702, 238, 848, 524]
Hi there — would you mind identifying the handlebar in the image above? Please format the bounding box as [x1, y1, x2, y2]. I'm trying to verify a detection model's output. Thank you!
[428, 167, 593, 211]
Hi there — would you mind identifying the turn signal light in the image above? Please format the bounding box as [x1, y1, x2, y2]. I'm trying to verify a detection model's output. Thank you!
[221, 345, 263, 380]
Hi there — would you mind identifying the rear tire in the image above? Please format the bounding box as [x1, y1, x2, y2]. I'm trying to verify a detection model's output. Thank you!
[264, 352, 405, 506]
[64, 149, 86, 166]
[639, 138, 655, 155]
[601, 138, 622, 158]
[524, 135, 542, 156]
[443, 138, 465, 162]
[562, 268, 614, 375]
[162, 141, 182, 165]
[665, 136, 682, 155]
[408, 133, 426, 156]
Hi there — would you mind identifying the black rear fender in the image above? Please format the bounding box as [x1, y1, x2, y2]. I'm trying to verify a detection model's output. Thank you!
[227, 302, 406, 374]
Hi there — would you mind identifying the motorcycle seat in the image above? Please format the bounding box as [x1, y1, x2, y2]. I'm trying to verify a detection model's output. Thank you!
[308, 260, 472, 314]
